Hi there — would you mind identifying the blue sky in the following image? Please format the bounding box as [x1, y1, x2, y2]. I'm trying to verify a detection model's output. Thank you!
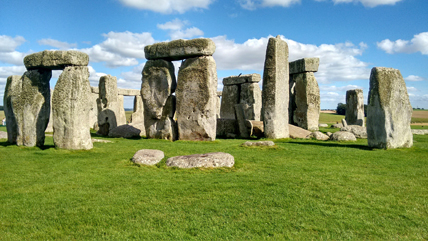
[1, 0, 427, 109]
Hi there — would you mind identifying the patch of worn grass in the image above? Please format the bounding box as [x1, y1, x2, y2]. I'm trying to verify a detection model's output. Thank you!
[1, 133, 427, 239]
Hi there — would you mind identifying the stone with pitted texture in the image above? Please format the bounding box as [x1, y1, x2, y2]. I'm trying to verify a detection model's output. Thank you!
[292, 72, 320, 131]
[144, 95, 177, 141]
[262, 36, 289, 139]
[341, 125, 367, 139]
[132, 149, 164, 166]
[145, 38, 215, 61]
[24, 50, 89, 70]
[346, 89, 365, 126]
[289, 58, 319, 75]
[52, 66, 93, 150]
[223, 73, 261, 86]
[3, 75, 22, 143]
[216, 118, 238, 137]
[289, 124, 311, 139]
[166, 152, 234, 168]
[241, 141, 275, 147]
[235, 104, 250, 138]
[307, 131, 329, 141]
[367, 67, 413, 149]
[220, 85, 239, 119]
[412, 129, 428, 135]
[331, 131, 357, 141]
[240, 82, 262, 121]
[176, 56, 217, 141]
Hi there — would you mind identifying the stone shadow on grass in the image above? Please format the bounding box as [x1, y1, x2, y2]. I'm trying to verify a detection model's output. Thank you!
[288, 141, 372, 151]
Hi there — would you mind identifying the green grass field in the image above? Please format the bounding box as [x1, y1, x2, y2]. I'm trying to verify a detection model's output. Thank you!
[1, 111, 428, 239]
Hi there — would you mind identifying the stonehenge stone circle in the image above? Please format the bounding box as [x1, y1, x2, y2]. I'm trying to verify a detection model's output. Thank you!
[97, 75, 126, 136]
[145, 38, 216, 61]
[52, 66, 93, 150]
[345, 89, 365, 126]
[262, 36, 289, 139]
[3, 75, 22, 144]
[166, 152, 234, 168]
[141, 59, 177, 140]
[289, 58, 320, 131]
[24, 50, 89, 70]
[367, 67, 413, 149]
[176, 56, 218, 141]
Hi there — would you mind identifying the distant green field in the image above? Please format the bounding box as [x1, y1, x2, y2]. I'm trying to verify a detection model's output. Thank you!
[0, 110, 4, 120]
[319, 111, 428, 125]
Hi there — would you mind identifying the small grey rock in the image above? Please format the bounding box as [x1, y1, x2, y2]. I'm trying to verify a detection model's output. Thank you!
[330, 131, 357, 141]
[166, 152, 234, 168]
[319, 123, 328, 128]
[241, 141, 275, 147]
[307, 131, 329, 141]
[132, 149, 164, 165]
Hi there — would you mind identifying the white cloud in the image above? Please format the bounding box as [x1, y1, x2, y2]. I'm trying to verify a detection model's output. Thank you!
[157, 19, 204, 40]
[377, 32, 428, 55]
[212, 35, 370, 83]
[405, 75, 425, 82]
[80, 31, 155, 68]
[0, 35, 26, 53]
[321, 91, 345, 103]
[239, 0, 300, 10]
[120, 63, 146, 83]
[320, 0, 403, 7]
[88, 66, 107, 86]
[406, 86, 418, 93]
[118, 0, 214, 14]
[38, 38, 77, 49]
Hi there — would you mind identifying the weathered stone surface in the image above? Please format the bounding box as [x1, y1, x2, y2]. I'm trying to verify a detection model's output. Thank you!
[97, 75, 126, 136]
[91, 86, 99, 93]
[216, 95, 221, 119]
[220, 85, 239, 119]
[289, 58, 319, 75]
[3, 75, 22, 143]
[331, 123, 343, 128]
[341, 125, 367, 139]
[216, 118, 238, 137]
[88, 92, 99, 129]
[246, 120, 264, 138]
[346, 89, 365, 126]
[367, 67, 413, 149]
[292, 72, 320, 131]
[319, 123, 328, 128]
[241, 83, 262, 121]
[307, 131, 329, 141]
[326, 132, 333, 137]
[24, 50, 89, 70]
[341, 119, 347, 128]
[166, 152, 234, 168]
[289, 124, 311, 139]
[217, 91, 222, 96]
[412, 129, 428, 135]
[223, 74, 261, 86]
[235, 104, 250, 138]
[145, 38, 215, 61]
[141, 60, 176, 119]
[108, 124, 141, 139]
[117, 88, 141, 96]
[52, 66, 93, 150]
[6, 70, 52, 146]
[330, 131, 357, 141]
[241, 141, 275, 147]
[130, 95, 145, 123]
[0, 131, 7, 139]
[132, 149, 165, 165]
[176, 56, 217, 141]
[144, 95, 177, 141]
[128, 122, 146, 137]
[262, 36, 289, 139]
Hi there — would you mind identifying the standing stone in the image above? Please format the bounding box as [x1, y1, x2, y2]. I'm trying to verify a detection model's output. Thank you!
[235, 104, 250, 138]
[97, 75, 126, 136]
[52, 66, 93, 150]
[262, 36, 289, 139]
[367, 67, 413, 149]
[88, 92, 99, 129]
[176, 56, 218, 141]
[12, 70, 52, 147]
[240, 82, 262, 121]
[45, 89, 54, 132]
[3, 75, 22, 144]
[141, 59, 176, 140]
[345, 89, 365, 126]
[292, 72, 320, 131]
[220, 85, 239, 119]
[130, 95, 145, 124]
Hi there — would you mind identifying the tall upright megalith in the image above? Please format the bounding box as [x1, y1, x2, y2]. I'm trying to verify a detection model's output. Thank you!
[367, 67, 413, 149]
[141, 59, 177, 140]
[3, 75, 22, 144]
[345, 89, 365, 126]
[177, 56, 218, 141]
[53, 66, 93, 150]
[262, 36, 289, 139]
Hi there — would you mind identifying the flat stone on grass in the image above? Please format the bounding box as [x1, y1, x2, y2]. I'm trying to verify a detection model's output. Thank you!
[241, 141, 275, 147]
[132, 149, 165, 165]
[166, 152, 234, 168]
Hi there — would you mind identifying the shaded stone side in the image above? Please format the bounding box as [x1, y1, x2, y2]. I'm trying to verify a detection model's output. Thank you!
[145, 38, 216, 61]
[176, 56, 217, 141]
[14, 69, 52, 147]
[345, 89, 365, 126]
[3, 75, 22, 143]
[24, 50, 89, 70]
[367, 67, 413, 149]
[289, 74, 297, 124]
[52, 66, 93, 150]
[223, 74, 261, 86]
[130, 95, 145, 125]
[293, 72, 320, 131]
[240, 82, 262, 121]
[141, 59, 176, 140]
[219, 85, 239, 119]
[88, 92, 99, 129]
[262, 36, 289, 139]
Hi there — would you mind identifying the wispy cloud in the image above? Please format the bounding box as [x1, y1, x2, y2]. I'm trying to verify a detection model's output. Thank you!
[118, 0, 214, 14]
[38, 38, 77, 49]
[157, 19, 204, 40]
[377, 32, 428, 55]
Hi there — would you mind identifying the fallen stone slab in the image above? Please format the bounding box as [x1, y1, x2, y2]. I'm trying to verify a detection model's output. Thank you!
[0, 131, 7, 139]
[289, 124, 311, 139]
[341, 125, 367, 139]
[330, 131, 357, 141]
[319, 123, 328, 128]
[241, 141, 275, 147]
[108, 124, 142, 139]
[412, 129, 428, 135]
[145, 38, 216, 61]
[166, 152, 234, 168]
[132, 149, 164, 165]
[24, 50, 89, 70]
[223, 73, 261, 86]
[289, 58, 319, 75]
[91, 138, 112, 143]
[307, 131, 329, 141]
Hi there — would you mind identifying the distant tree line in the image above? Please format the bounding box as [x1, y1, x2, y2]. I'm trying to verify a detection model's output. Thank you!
[0, 106, 3, 111]
[336, 103, 367, 117]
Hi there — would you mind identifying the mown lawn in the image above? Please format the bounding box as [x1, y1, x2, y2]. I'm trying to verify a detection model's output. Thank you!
[1, 127, 428, 239]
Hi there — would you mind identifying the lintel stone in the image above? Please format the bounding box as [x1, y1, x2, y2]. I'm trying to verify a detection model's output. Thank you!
[145, 38, 215, 61]
[24, 50, 89, 70]
[289, 58, 319, 75]
[223, 73, 261, 86]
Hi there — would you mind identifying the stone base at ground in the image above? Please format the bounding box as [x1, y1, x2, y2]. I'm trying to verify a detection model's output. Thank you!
[307, 131, 329, 140]
[341, 125, 367, 139]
